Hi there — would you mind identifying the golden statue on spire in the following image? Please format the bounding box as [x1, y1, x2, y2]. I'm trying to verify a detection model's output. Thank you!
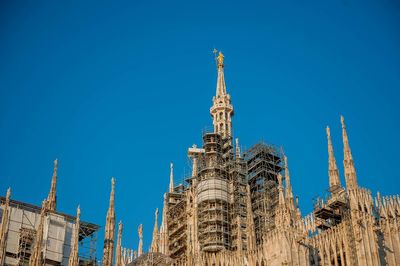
[213, 49, 224, 67]
[217, 51, 224, 66]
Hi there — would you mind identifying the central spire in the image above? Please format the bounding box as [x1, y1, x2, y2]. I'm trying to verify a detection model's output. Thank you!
[210, 50, 234, 138]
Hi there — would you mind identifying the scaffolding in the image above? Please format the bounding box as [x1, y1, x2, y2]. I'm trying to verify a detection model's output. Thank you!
[167, 191, 187, 259]
[227, 154, 247, 251]
[164, 136, 285, 260]
[312, 190, 358, 266]
[17, 228, 35, 265]
[0, 196, 99, 266]
[244, 142, 283, 245]
[196, 132, 231, 252]
[313, 186, 348, 230]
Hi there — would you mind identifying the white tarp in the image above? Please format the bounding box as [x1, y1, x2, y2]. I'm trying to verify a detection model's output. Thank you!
[197, 178, 229, 202]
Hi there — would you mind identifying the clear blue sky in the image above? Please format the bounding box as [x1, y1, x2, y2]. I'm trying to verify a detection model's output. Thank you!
[1, 0, 399, 259]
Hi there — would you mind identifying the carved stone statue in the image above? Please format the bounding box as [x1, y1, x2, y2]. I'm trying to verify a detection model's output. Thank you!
[138, 224, 143, 239]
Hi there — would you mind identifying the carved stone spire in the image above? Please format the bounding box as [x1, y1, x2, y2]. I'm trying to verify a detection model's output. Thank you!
[0, 188, 11, 265]
[102, 177, 116, 266]
[284, 156, 295, 210]
[169, 163, 174, 193]
[245, 185, 256, 251]
[138, 224, 143, 257]
[278, 173, 286, 206]
[210, 50, 234, 138]
[275, 174, 292, 230]
[159, 194, 169, 255]
[29, 200, 47, 266]
[47, 159, 58, 211]
[68, 205, 80, 266]
[341, 116, 358, 190]
[116, 221, 123, 266]
[326, 126, 342, 194]
[150, 208, 159, 253]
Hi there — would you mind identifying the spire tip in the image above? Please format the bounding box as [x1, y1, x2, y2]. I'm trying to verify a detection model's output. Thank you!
[340, 115, 345, 127]
[53, 159, 58, 175]
[6, 187, 11, 200]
